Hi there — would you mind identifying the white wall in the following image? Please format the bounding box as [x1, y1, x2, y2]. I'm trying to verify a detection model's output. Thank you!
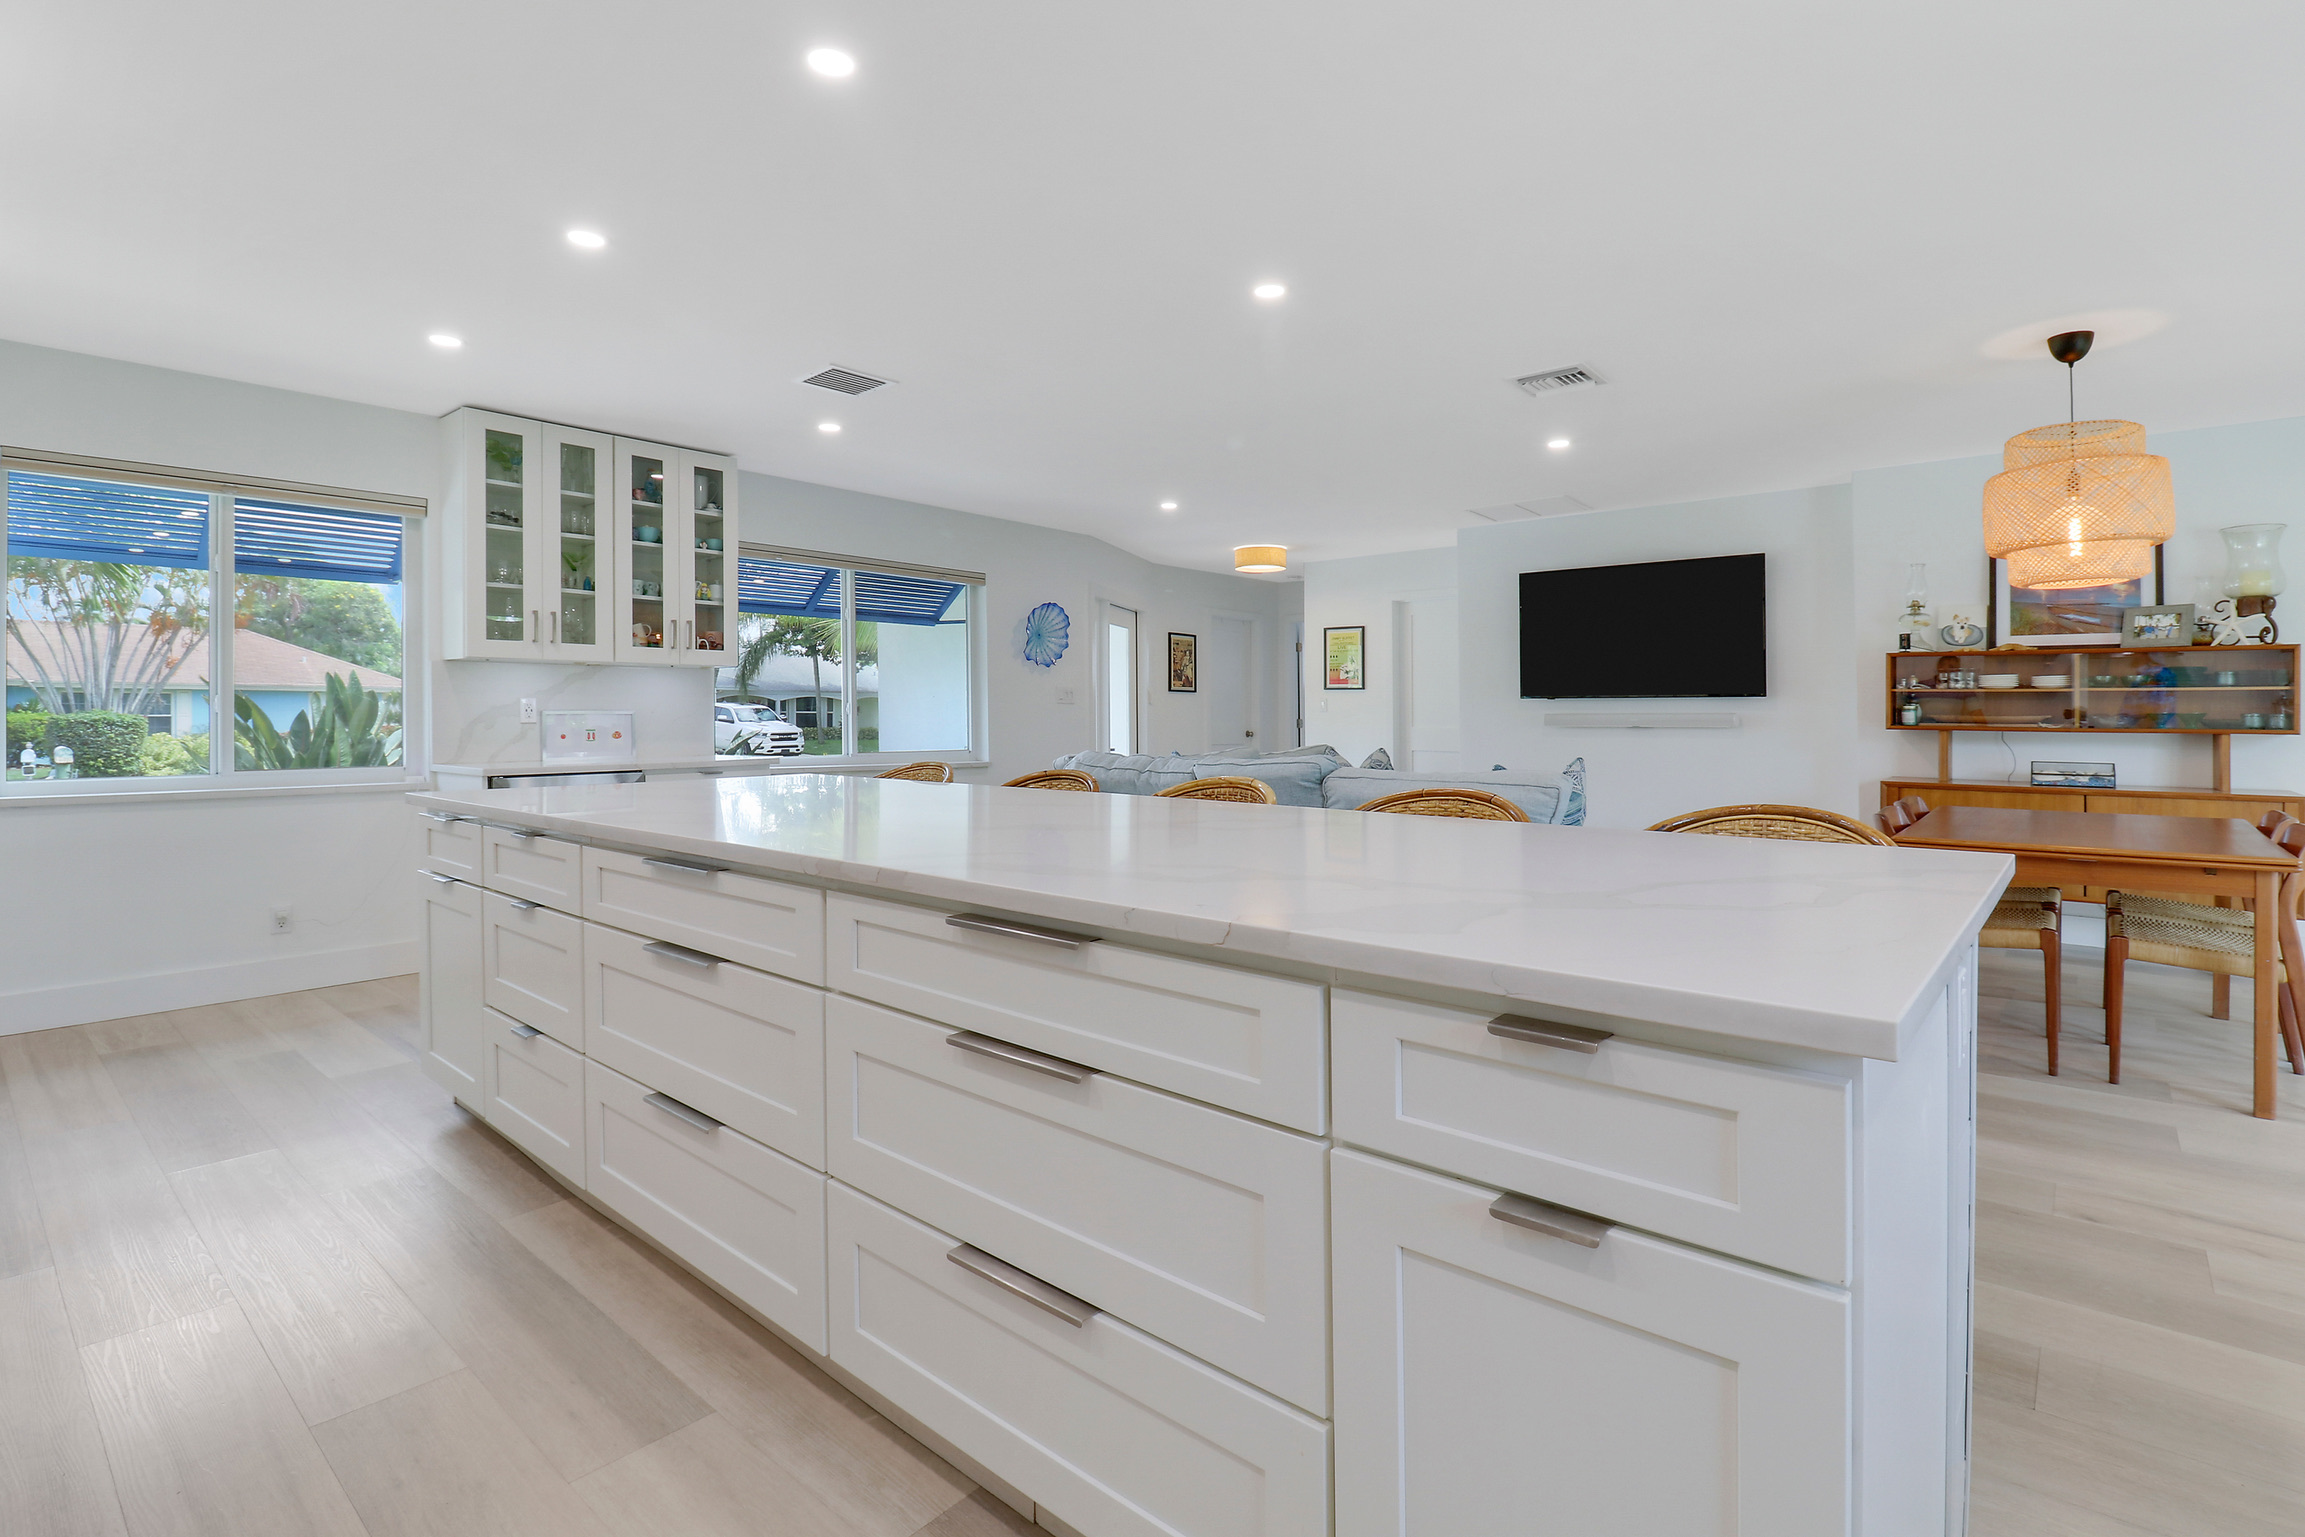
[1300, 546, 1456, 765]
[1457, 487, 1857, 830]
[740, 472, 1289, 781]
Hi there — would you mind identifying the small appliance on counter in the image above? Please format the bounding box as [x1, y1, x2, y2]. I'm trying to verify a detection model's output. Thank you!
[489, 710, 645, 788]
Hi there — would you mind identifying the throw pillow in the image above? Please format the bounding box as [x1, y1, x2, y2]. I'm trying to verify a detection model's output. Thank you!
[1359, 748, 1394, 770]
[1559, 756, 1587, 826]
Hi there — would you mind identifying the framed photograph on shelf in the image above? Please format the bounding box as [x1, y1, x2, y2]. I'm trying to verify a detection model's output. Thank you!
[1323, 625, 1366, 689]
[1987, 549, 2164, 648]
[1167, 632, 1197, 692]
[2121, 604, 2195, 646]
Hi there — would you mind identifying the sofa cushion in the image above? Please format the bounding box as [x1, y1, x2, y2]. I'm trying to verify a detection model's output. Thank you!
[1183, 756, 1330, 807]
[1321, 766, 1568, 824]
[1053, 751, 1191, 797]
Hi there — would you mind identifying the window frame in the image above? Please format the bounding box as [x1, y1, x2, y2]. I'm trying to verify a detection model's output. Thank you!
[723, 544, 985, 768]
[2, 449, 426, 799]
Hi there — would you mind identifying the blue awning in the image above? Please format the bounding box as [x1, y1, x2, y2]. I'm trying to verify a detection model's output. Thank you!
[233, 498, 404, 583]
[736, 556, 964, 626]
[4, 470, 210, 567]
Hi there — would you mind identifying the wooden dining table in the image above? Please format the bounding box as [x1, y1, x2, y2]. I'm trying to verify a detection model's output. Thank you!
[1896, 805, 2299, 1118]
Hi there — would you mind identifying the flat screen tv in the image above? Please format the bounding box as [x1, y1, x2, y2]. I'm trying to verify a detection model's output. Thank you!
[1520, 552, 1765, 698]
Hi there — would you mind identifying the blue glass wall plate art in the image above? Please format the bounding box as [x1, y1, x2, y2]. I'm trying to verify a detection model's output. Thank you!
[1022, 602, 1070, 667]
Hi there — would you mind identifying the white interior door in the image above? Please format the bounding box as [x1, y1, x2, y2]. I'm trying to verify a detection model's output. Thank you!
[1398, 596, 1461, 774]
[1205, 615, 1253, 751]
[1102, 604, 1139, 754]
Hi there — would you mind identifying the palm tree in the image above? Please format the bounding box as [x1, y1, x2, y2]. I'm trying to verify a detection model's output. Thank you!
[733, 615, 875, 729]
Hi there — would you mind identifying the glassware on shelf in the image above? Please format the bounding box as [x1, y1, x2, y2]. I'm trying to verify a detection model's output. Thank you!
[1894, 562, 1934, 649]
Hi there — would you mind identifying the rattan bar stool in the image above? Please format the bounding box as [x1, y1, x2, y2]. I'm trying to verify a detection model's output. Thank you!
[1356, 788, 1529, 821]
[1002, 769, 1098, 791]
[1647, 803, 1898, 845]
[875, 761, 954, 783]
[1155, 776, 1278, 804]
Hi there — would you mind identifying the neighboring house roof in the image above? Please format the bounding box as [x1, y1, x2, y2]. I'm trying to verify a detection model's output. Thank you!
[711, 653, 878, 696]
[4, 622, 401, 692]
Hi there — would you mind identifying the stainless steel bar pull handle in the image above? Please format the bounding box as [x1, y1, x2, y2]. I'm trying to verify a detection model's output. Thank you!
[506, 899, 539, 912]
[644, 1091, 723, 1133]
[508, 1023, 542, 1039]
[423, 810, 460, 822]
[944, 912, 1097, 950]
[946, 1031, 1094, 1083]
[640, 855, 729, 875]
[504, 826, 538, 840]
[428, 873, 457, 884]
[1487, 1014, 1614, 1053]
[1488, 1192, 1615, 1249]
[946, 1244, 1097, 1327]
[642, 939, 722, 968]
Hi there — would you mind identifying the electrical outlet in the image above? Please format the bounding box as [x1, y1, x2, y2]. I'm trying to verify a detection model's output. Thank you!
[270, 906, 293, 934]
[1056, 688, 1076, 705]
[519, 698, 540, 724]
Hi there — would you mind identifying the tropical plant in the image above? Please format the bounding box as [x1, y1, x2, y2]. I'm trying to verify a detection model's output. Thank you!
[5, 557, 209, 717]
[138, 731, 207, 777]
[733, 614, 877, 719]
[45, 710, 148, 777]
[234, 673, 403, 770]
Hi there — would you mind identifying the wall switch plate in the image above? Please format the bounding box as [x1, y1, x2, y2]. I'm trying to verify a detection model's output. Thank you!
[519, 698, 540, 724]
[270, 907, 292, 934]
[1056, 688, 1076, 705]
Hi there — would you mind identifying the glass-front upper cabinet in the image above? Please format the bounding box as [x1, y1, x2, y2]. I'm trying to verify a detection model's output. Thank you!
[444, 410, 614, 661]
[612, 437, 737, 667]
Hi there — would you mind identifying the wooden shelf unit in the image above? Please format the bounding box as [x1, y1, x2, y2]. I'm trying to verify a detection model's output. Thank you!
[1887, 644, 2300, 791]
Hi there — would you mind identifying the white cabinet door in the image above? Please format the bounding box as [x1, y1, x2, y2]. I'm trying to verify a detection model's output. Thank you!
[825, 891, 1328, 1132]
[416, 872, 485, 1106]
[448, 409, 547, 659]
[678, 450, 734, 666]
[582, 921, 825, 1167]
[1331, 1148, 1850, 1537]
[611, 437, 690, 663]
[535, 423, 614, 661]
[586, 1059, 828, 1352]
[827, 1181, 1331, 1537]
[1332, 988, 1852, 1282]
[827, 995, 1330, 1413]
[480, 1006, 586, 1186]
[481, 892, 585, 1046]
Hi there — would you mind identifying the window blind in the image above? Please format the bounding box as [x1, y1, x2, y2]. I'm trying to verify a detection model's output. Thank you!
[232, 498, 404, 583]
[734, 556, 964, 626]
[3, 470, 210, 567]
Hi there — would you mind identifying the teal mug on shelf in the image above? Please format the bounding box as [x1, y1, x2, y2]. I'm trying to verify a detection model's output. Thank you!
[636, 525, 661, 543]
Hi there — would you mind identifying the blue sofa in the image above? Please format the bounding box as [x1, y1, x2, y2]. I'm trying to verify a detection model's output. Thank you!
[1047, 746, 1586, 824]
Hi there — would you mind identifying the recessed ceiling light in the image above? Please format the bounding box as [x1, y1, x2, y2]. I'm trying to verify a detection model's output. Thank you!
[1159, 501, 1178, 511]
[1251, 282, 1287, 301]
[818, 421, 842, 434]
[1547, 438, 1571, 451]
[565, 228, 606, 250]
[427, 333, 463, 349]
[807, 48, 856, 77]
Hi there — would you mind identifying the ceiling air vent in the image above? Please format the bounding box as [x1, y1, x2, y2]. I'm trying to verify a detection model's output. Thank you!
[1513, 365, 1604, 396]
[800, 366, 891, 395]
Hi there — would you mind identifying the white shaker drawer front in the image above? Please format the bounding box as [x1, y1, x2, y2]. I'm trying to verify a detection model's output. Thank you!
[824, 892, 1326, 1132]
[481, 824, 584, 908]
[585, 1059, 828, 1354]
[826, 995, 1329, 1413]
[1332, 988, 1852, 1283]
[481, 892, 585, 1046]
[480, 1007, 585, 1187]
[1330, 1149, 1849, 1537]
[582, 922, 826, 1168]
[415, 810, 484, 881]
[417, 872, 484, 1107]
[582, 847, 826, 984]
[828, 1182, 1330, 1537]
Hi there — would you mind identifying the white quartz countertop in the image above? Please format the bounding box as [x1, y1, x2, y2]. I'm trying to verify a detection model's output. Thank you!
[411, 776, 2013, 1061]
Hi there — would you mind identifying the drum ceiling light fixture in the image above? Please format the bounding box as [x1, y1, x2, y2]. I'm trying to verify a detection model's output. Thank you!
[1982, 330, 2175, 591]
[1234, 545, 1287, 573]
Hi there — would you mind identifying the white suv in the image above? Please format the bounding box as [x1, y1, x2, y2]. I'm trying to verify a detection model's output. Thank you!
[714, 703, 806, 756]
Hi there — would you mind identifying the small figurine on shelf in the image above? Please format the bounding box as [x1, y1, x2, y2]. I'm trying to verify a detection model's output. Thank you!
[1938, 613, 1985, 649]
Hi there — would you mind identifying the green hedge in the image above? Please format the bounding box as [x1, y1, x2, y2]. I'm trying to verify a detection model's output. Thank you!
[46, 711, 149, 777]
[5, 708, 50, 760]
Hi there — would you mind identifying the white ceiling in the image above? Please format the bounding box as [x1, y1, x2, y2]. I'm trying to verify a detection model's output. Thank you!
[7, 1, 2303, 572]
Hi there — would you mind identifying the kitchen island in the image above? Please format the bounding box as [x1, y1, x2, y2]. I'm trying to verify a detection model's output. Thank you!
[410, 773, 2011, 1537]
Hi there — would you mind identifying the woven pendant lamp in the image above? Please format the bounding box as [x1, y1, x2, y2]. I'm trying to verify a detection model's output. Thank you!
[1982, 331, 2174, 591]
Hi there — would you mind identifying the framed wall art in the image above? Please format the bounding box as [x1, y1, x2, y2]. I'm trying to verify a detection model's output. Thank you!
[2121, 604, 2195, 646]
[1987, 548, 2163, 648]
[1323, 625, 1366, 689]
[1167, 632, 1197, 692]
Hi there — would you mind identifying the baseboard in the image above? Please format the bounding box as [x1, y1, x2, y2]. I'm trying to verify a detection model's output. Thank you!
[0, 941, 418, 1035]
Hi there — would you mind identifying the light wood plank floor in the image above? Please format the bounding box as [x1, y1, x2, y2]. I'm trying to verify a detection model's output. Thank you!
[4, 965, 2301, 1535]
[0, 979, 1031, 1537]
